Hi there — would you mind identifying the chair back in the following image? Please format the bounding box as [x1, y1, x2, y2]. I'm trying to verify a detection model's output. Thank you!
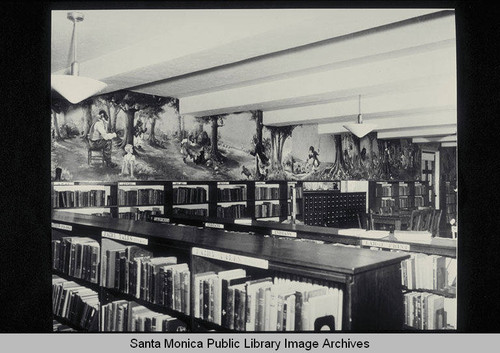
[430, 209, 442, 236]
[409, 210, 421, 231]
[420, 209, 433, 232]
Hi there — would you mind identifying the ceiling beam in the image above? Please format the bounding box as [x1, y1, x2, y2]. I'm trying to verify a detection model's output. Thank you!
[179, 46, 456, 116]
[413, 135, 457, 143]
[132, 12, 455, 98]
[376, 125, 456, 139]
[265, 80, 455, 127]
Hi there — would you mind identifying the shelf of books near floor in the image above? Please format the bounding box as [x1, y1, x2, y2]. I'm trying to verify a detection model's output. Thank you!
[51, 228, 101, 332]
[52, 210, 412, 332]
[357, 236, 457, 330]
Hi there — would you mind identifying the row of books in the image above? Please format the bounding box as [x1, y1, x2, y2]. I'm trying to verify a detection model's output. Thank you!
[52, 275, 99, 331]
[255, 202, 281, 218]
[380, 198, 396, 208]
[398, 197, 412, 209]
[414, 183, 426, 196]
[401, 254, 456, 291]
[216, 204, 248, 219]
[288, 186, 304, 199]
[52, 237, 100, 284]
[414, 196, 425, 207]
[52, 190, 111, 208]
[53, 319, 77, 332]
[102, 245, 190, 315]
[193, 269, 343, 331]
[376, 184, 393, 197]
[404, 292, 456, 330]
[173, 186, 208, 204]
[255, 186, 280, 200]
[118, 207, 162, 221]
[101, 300, 187, 332]
[118, 189, 164, 206]
[398, 184, 410, 196]
[172, 207, 208, 217]
[217, 186, 247, 202]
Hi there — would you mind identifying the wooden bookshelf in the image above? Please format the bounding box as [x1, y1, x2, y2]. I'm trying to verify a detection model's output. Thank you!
[369, 181, 431, 217]
[52, 210, 410, 331]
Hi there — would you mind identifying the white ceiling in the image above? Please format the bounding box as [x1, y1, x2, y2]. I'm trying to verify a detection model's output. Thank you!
[51, 8, 457, 142]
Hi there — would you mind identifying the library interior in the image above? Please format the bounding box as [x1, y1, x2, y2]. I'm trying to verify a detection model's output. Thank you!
[50, 8, 458, 332]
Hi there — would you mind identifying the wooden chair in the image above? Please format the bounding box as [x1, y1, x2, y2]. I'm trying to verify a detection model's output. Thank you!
[85, 122, 110, 166]
[85, 136, 108, 166]
[430, 209, 442, 237]
[408, 210, 421, 231]
[357, 212, 370, 230]
[420, 208, 433, 232]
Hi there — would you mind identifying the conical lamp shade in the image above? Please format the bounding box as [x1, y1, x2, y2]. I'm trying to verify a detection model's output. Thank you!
[51, 74, 107, 104]
[343, 123, 377, 138]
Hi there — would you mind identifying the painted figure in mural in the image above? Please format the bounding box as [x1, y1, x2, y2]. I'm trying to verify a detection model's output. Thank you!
[88, 110, 117, 167]
[307, 146, 321, 171]
[381, 142, 392, 178]
[133, 119, 147, 151]
[180, 134, 198, 163]
[120, 144, 136, 178]
[250, 136, 270, 179]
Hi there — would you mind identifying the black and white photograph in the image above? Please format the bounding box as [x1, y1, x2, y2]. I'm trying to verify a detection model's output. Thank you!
[49, 6, 457, 332]
[3, 0, 500, 350]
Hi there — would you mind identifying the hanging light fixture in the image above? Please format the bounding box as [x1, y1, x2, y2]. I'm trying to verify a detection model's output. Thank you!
[51, 12, 107, 104]
[343, 95, 377, 138]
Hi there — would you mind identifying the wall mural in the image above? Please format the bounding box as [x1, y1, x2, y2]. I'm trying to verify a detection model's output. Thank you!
[52, 90, 428, 182]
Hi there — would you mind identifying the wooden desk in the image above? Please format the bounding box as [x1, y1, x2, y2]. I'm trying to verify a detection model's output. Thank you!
[371, 214, 410, 231]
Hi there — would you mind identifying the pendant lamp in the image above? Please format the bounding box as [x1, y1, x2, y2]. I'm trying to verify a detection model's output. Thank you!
[343, 95, 377, 138]
[51, 12, 107, 104]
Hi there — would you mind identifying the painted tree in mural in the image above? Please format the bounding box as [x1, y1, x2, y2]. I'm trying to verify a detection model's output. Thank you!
[51, 93, 71, 140]
[322, 134, 350, 179]
[79, 97, 94, 137]
[266, 125, 298, 170]
[95, 92, 128, 133]
[249, 110, 265, 178]
[196, 114, 227, 161]
[139, 95, 177, 147]
[106, 91, 153, 149]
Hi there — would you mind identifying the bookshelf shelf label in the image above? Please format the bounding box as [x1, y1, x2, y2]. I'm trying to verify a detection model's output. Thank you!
[173, 182, 187, 185]
[217, 182, 229, 185]
[51, 222, 72, 231]
[102, 231, 148, 245]
[153, 217, 170, 223]
[192, 247, 269, 269]
[204, 222, 224, 229]
[360, 240, 410, 251]
[118, 182, 136, 186]
[271, 229, 297, 238]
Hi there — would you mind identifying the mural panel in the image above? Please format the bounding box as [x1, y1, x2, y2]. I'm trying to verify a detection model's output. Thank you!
[51, 90, 439, 183]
